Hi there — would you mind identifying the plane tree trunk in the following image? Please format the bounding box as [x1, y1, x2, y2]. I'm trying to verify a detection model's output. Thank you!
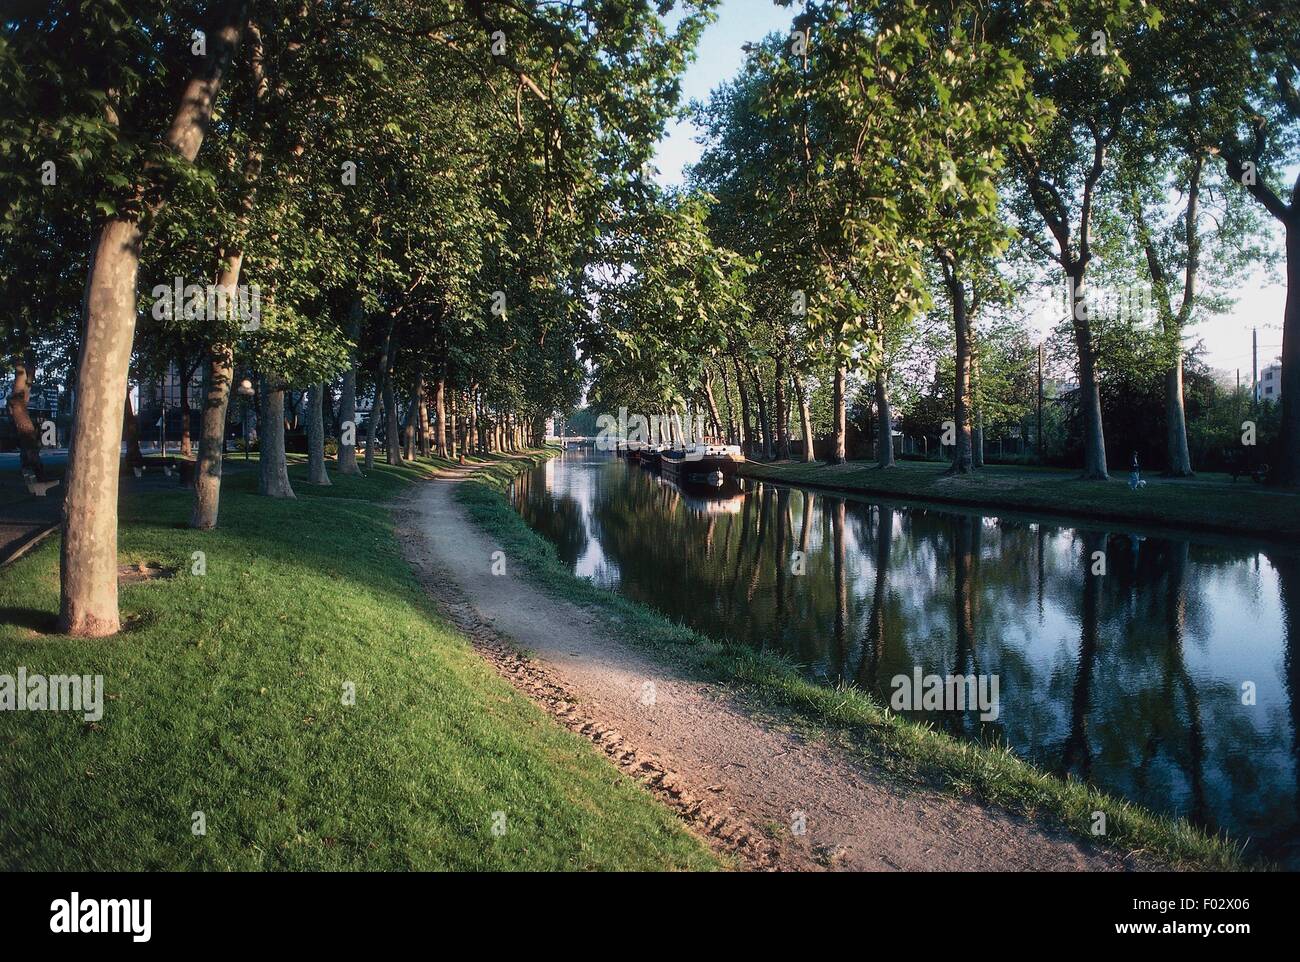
[773, 351, 791, 459]
[830, 363, 847, 465]
[259, 381, 295, 498]
[876, 369, 895, 468]
[306, 381, 330, 485]
[60, 3, 246, 636]
[793, 371, 815, 462]
[945, 259, 975, 474]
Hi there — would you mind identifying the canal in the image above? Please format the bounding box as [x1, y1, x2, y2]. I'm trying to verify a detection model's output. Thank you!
[511, 448, 1300, 864]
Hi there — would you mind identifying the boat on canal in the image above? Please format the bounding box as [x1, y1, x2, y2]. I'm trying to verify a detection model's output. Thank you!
[639, 443, 667, 471]
[659, 442, 744, 487]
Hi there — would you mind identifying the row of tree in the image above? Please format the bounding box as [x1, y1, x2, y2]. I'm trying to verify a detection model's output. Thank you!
[2, 0, 716, 636]
[582, 0, 1297, 488]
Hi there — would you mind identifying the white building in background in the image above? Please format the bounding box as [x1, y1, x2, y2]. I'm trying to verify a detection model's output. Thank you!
[1257, 363, 1282, 404]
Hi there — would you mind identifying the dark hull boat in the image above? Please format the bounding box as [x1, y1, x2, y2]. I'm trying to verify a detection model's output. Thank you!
[659, 444, 744, 487]
[639, 446, 663, 471]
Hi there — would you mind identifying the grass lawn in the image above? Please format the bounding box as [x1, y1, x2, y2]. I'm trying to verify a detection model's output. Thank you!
[737, 459, 1300, 541]
[458, 455, 1255, 871]
[0, 453, 720, 871]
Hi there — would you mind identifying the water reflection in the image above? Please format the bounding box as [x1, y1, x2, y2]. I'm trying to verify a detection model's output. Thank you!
[512, 449, 1300, 863]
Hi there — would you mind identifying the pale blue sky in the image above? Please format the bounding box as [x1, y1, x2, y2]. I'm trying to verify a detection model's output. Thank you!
[650, 0, 1289, 377]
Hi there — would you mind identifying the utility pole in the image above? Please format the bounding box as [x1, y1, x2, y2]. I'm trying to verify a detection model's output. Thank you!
[1036, 341, 1044, 459]
[1252, 327, 1258, 405]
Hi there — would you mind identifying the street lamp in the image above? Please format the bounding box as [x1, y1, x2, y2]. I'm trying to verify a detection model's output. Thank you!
[238, 379, 255, 460]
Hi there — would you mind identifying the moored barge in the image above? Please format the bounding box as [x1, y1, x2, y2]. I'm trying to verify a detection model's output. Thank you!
[659, 442, 744, 487]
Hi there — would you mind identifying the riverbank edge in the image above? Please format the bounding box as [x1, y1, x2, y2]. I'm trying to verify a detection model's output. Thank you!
[458, 453, 1257, 871]
[736, 460, 1300, 544]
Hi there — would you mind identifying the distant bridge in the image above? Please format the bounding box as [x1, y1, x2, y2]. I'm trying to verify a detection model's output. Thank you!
[551, 436, 599, 449]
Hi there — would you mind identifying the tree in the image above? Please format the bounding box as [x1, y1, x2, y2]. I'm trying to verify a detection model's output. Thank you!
[1007, 0, 1162, 479]
[59, 2, 248, 636]
[1173, 0, 1300, 484]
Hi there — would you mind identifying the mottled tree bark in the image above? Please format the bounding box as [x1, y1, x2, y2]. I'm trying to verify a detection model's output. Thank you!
[60, 3, 246, 636]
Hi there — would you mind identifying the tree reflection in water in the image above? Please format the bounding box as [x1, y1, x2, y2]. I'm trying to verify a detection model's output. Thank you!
[511, 449, 1300, 863]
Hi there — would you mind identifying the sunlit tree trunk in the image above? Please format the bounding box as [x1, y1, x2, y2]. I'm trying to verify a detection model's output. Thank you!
[59, 4, 246, 635]
[1069, 269, 1109, 479]
[830, 363, 847, 464]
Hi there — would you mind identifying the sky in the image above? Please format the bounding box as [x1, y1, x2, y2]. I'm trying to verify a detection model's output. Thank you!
[650, 0, 1289, 379]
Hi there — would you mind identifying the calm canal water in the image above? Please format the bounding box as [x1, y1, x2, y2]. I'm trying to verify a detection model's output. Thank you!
[510, 449, 1300, 864]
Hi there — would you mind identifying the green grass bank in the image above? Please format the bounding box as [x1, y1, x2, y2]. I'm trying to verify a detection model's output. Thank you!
[458, 454, 1256, 871]
[0, 453, 719, 871]
[737, 459, 1300, 542]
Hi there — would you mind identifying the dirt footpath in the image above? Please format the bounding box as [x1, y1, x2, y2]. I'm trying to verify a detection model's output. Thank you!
[398, 468, 1143, 872]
